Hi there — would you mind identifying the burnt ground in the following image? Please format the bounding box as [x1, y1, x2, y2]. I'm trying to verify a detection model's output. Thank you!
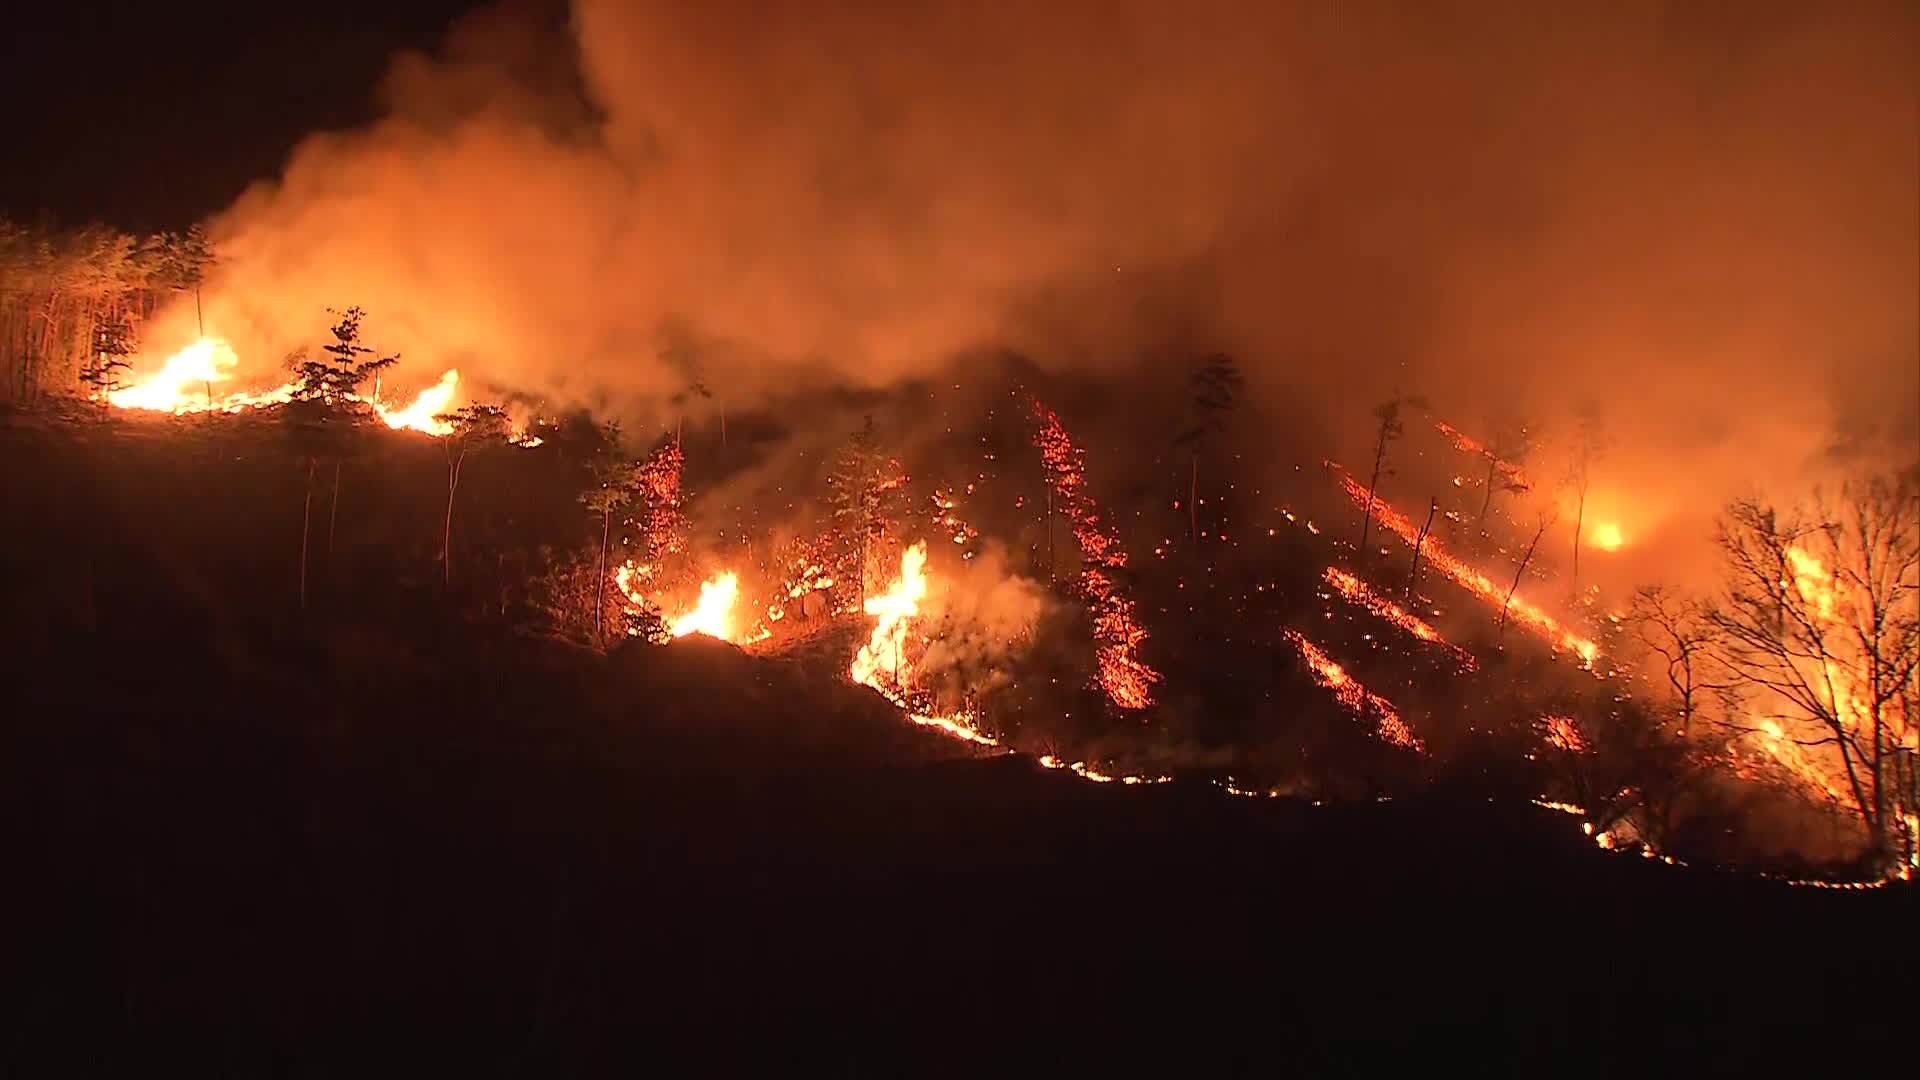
[1, 411, 1910, 1073]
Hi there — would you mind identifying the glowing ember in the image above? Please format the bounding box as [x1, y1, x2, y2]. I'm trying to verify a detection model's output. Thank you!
[1333, 466, 1599, 665]
[1538, 714, 1587, 753]
[1285, 629, 1423, 751]
[669, 571, 743, 640]
[1589, 521, 1625, 552]
[375, 369, 459, 434]
[1323, 567, 1476, 669]
[1032, 400, 1160, 709]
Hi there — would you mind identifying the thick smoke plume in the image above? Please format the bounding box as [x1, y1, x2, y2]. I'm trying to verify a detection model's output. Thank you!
[157, 0, 1911, 571]
[916, 544, 1055, 695]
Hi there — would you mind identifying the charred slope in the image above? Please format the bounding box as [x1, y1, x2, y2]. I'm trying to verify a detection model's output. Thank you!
[1, 599, 1907, 1074]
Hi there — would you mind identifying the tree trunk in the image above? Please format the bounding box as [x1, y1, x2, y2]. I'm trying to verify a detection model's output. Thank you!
[594, 508, 610, 646]
[299, 459, 315, 611]
[1189, 453, 1199, 548]
[1478, 458, 1498, 534]
[1572, 485, 1586, 585]
[1361, 426, 1389, 559]
[1497, 518, 1550, 644]
[443, 449, 464, 587]
[327, 459, 342, 566]
[1047, 486, 1056, 585]
[1407, 498, 1438, 600]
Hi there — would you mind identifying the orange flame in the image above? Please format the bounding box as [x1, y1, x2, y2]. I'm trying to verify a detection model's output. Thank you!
[1334, 467, 1599, 665]
[1323, 567, 1476, 670]
[1033, 400, 1159, 709]
[374, 370, 459, 435]
[849, 542, 998, 746]
[1285, 629, 1423, 751]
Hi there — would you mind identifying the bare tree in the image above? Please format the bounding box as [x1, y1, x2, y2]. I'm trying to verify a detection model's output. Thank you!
[1406, 497, 1438, 600]
[1173, 353, 1244, 548]
[1627, 585, 1729, 739]
[1357, 390, 1425, 561]
[1497, 509, 1558, 644]
[437, 404, 509, 585]
[1709, 473, 1919, 866]
[1475, 416, 1536, 539]
[579, 424, 640, 647]
[1565, 406, 1607, 584]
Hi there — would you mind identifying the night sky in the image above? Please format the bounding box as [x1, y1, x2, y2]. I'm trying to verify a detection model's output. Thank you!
[1, 1, 479, 231]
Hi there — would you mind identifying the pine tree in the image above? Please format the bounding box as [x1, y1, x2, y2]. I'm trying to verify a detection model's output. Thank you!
[827, 416, 908, 605]
[1172, 352, 1244, 548]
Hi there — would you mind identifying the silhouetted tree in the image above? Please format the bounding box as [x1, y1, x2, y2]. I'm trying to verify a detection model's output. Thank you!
[76, 318, 134, 414]
[1628, 584, 1729, 739]
[1564, 406, 1607, 584]
[1407, 497, 1439, 599]
[1497, 509, 1558, 644]
[437, 404, 510, 585]
[286, 307, 397, 610]
[1708, 473, 1919, 867]
[827, 416, 908, 604]
[1475, 416, 1536, 539]
[1173, 353, 1244, 547]
[579, 425, 640, 645]
[1357, 390, 1425, 560]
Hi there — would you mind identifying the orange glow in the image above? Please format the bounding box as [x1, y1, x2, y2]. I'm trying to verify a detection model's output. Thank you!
[1588, 521, 1625, 552]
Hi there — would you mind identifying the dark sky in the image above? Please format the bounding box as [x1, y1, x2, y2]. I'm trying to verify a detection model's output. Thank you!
[1, 2, 479, 231]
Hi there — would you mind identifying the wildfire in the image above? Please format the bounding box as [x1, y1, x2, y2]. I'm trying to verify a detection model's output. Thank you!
[850, 541, 997, 746]
[1032, 400, 1160, 709]
[1334, 467, 1599, 665]
[669, 571, 744, 640]
[108, 338, 296, 412]
[1435, 420, 1529, 489]
[1538, 714, 1587, 753]
[1285, 629, 1423, 751]
[374, 369, 459, 435]
[1322, 567, 1476, 670]
[108, 336, 467, 437]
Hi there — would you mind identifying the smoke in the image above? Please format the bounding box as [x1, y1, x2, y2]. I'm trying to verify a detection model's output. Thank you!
[155, 0, 1911, 556]
[917, 544, 1055, 694]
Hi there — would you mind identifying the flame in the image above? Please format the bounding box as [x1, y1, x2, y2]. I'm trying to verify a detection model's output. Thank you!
[669, 571, 743, 640]
[1323, 567, 1476, 669]
[1334, 467, 1599, 665]
[110, 336, 468, 438]
[1539, 714, 1587, 753]
[851, 543, 930, 687]
[1032, 400, 1160, 708]
[1589, 521, 1625, 552]
[1285, 629, 1423, 751]
[109, 338, 297, 412]
[849, 541, 997, 746]
[375, 370, 459, 435]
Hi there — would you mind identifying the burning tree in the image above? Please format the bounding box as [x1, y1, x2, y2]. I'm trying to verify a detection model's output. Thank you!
[826, 416, 908, 606]
[436, 404, 510, 585]
[76, 318, 135, 413]
[1172, 352, 1244, 548]
[1709, 473, 1920, 869]
[579, 427, 643, 646]
[1459, 415, 1535, 539]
